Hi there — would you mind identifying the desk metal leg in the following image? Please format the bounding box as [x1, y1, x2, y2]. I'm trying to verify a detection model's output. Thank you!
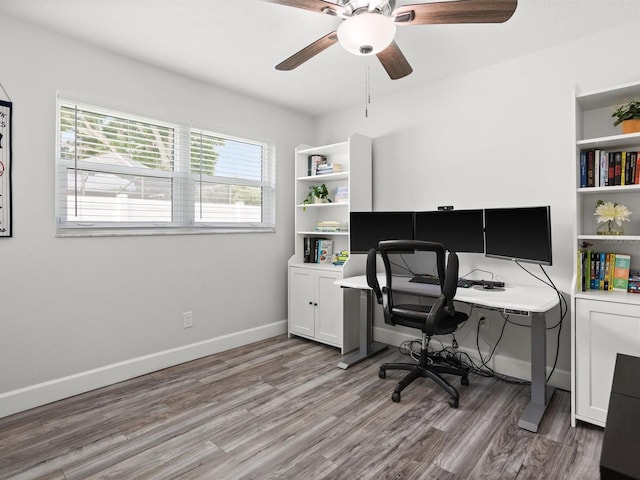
[518, 311, 555, 432]
[337, 289, 387, 369]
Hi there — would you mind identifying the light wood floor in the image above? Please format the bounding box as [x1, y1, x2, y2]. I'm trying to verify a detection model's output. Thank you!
[0, 335, 603, 479]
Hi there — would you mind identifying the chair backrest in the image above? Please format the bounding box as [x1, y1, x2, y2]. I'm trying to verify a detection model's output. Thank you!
[377, 240, 460, 331]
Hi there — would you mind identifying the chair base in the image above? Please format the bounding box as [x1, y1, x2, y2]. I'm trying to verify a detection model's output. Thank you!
[379, 356, 469, 408]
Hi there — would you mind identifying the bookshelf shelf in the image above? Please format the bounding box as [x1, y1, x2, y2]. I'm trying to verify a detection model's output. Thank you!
[577, 184, 640, 194]
[578, 234, 640, 241]
[296, 202, 348, 209]
[577, 132, 640, 150]
[572, 80, 640, 429]
[297, 230, 349, 236]
[297, 172, 349, 182]
[575, 289, 640, 306]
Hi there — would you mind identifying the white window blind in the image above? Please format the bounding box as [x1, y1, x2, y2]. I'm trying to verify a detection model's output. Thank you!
[56, 100, 276, 235]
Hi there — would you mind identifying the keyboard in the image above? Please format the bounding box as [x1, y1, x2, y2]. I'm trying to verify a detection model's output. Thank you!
[409, 275, 475, 289]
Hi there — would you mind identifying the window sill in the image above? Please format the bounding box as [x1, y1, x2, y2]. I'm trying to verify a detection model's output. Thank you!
[55, 226, 276, 238]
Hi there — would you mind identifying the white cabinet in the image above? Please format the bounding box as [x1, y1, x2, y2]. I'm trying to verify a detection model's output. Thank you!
[288, 267, 343, 346]
[574, 297, 640, 426]
[571, 80, 640, 426]
[287, 134, 372, 352]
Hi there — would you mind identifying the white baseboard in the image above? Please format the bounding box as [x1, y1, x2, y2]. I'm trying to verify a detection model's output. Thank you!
[373, 326, 570, 391]
[0, 320, 288, 419]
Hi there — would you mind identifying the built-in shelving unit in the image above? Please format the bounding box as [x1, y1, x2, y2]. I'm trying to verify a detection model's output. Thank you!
[571, 81, 640, 428]
[287, 134, 372, 352]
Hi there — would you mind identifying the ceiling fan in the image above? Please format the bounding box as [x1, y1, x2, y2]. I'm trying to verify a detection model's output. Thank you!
[264, 0, 517, 79]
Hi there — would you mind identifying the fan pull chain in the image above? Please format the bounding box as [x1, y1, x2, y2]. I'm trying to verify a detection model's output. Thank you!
[365, 65, 371, 118]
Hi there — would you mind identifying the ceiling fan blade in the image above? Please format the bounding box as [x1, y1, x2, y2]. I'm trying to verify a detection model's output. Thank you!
[376, 41, 413, 80]
[276, 31, 339, 71]
[393, 0, 517, 25]
[262, 0, 343, 16]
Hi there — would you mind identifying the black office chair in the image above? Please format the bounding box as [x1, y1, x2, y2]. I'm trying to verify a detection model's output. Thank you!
[366, 240, 469, 408]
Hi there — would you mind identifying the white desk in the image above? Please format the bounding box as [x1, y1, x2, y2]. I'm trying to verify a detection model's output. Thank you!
[336, 273, 560, 433]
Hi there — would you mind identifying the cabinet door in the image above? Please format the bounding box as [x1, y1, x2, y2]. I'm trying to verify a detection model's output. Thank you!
[575, 298, 640, 425]
[314, 271, 343, 345]
[289, 268, 315, 337]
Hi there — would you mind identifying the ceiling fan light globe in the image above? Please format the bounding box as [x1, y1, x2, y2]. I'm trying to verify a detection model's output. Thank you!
[337, 13, 396, 56]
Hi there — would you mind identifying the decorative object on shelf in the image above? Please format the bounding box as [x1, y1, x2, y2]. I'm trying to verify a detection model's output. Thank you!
[612, 99, 640, 134]
[303, 184, 332, 210]
[594, 200, 631, 235]
[0, 94, 12, 238]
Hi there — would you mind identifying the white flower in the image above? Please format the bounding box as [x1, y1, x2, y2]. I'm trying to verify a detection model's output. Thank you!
[594, 201, 632, 226]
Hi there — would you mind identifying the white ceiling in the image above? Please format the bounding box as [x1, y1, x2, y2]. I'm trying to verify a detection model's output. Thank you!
[1, 0, 640, 117]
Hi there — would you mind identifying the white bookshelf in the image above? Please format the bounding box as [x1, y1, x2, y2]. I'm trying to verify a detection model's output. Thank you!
[571, 80, 640, 428]
[287, 134, 372, 352]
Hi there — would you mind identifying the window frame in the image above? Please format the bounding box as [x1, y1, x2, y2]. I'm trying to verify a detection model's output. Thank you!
[55, 99, 276, 237]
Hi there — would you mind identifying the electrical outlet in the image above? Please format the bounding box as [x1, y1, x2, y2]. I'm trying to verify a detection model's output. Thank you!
[183, 311, 193, 328]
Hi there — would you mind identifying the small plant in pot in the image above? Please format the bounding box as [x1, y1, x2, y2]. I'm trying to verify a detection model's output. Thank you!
[612, 99, 640, 134]
[303, 184, 332, 210]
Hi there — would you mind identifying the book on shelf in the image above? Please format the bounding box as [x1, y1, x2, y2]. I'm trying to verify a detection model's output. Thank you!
[580, 149, 640, 187]
[303, 237, 323, 263]
[313, 237, 325, 264]
[612, 254, 631, 292]
[333, 250, 349, 266]
[317, 239, 333, 263]
[308, 155, 326, 176]
[303, 237, 336, 264]
[303, 236, 312, 263]
[316, 164, 334, 175]
[314, 221, 347, 232]
[628, 269, 640, 294]
[334, 186, 349, 203]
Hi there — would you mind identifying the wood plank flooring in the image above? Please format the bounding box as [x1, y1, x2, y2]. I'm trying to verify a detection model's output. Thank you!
[0, 335, 604, 479]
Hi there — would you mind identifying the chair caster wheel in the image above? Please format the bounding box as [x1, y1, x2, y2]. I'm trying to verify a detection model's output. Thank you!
[449, 397, 459, 409]
[461, 377, 469, 386]
[379, 369, 386, 379]
[391, 391, 401, 402]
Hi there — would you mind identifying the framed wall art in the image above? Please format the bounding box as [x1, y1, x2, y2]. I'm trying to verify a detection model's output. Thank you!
[0, 99, 12, 237]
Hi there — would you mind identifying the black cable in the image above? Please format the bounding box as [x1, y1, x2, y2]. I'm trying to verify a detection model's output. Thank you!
[476, 315, 509, 371]
[515, 261, 567, 383]
[459, 268, 495, 281]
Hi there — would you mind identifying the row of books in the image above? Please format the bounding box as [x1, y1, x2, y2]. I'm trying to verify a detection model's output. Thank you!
[334, 186, 349, 203]
[577, 250, 633, 292]
[579, 150, 640, 188]
[307, 155, 343, 176]
[303, 237, 333, 264]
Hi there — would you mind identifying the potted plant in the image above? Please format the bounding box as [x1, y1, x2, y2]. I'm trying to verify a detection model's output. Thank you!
[303, 184, 332, 210]
[612, 99, 640, 134]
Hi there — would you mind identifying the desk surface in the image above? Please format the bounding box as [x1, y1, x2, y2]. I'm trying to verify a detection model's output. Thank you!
[338, 274, 559, 313]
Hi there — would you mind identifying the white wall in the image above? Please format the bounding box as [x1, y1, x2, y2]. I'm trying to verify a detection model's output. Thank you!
[0, 14, 314, 417]
[315, 22, 640, 390]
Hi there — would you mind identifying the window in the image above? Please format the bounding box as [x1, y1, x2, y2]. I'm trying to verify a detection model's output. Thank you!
[56, 100, 276, 235]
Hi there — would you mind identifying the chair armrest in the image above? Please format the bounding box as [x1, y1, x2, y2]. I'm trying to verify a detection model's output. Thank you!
[425, 294, 451, 331]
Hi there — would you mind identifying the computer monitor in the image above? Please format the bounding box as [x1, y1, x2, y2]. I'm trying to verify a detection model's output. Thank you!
[484, 206, 553, 266]
[349, 211, 415, 253]
[414, 209, 485, 253]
